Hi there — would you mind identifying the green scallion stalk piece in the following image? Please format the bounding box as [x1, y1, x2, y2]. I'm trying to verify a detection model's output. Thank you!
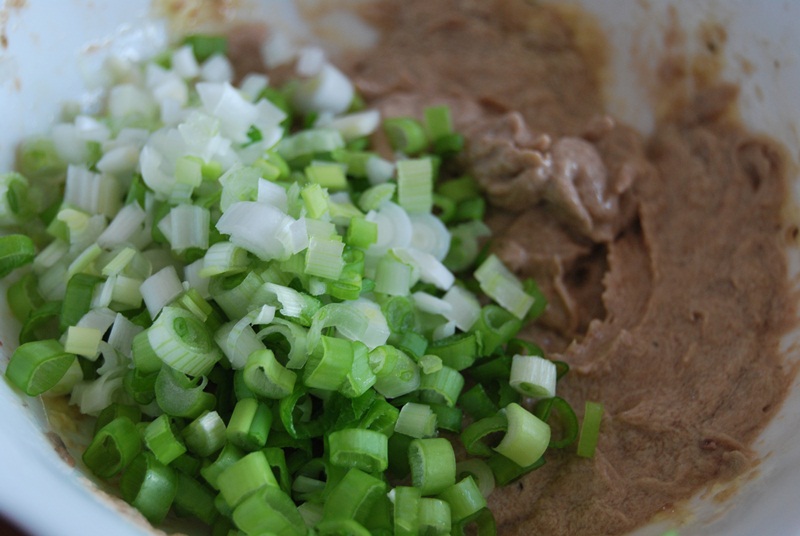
[451, 506, 497, 536]
[340, 341, 377, 399]
[182, 34, 228, 62]
[383, 117, 428, 155]
[394, 402, 436, 439]
[226, 397, 272, 451]
[154, 365, 215, 419]
[456, 459, 496, 499]
[396, 158, 434, 214]
[0, 234, 36, 278]
[460, 413, 508, 458]
[60, 273, 103, 331]
[419, 366, 464, 408]
[182, 410, 226, 457]
[493, 403, 551, 467]
[359, 398, 400, 436]
[304, 336, 353, 391]
[6, 271, 42, 322]
[437, 476, 486, 523]
[509, 354, 557, 398]
[306, 163, 348, 190]
[374, 256, 413, 297]
[218, 450, 279, 508]
[370, 345, 420, 399]
[534, 396, 579, 449]
[94, 404, 142, 436]
[173, 472, 218, 525]
[147, 306, 221, 377]
[243, 348, 297, 399]
[458, 384, 498, 421]
[5, 339, 76, 396]
[200, 442, 245, 490]
[429, 403, 463, 434]
[396, 331, 429, 360]
[424, 105, 454, 142]
[278, 388, 324, 439]
[120, 452, 178, 525]
[328, 428, 389, 473]
[263, 447, 292, 495]
[427, 333, 480, 371]
[486, 452, 546, 487]
[346, 217, 378, 249]
[471, 305, 523, 356]
[474, 254, 534, 320]
[393, 486, 422, 536]
[409, 438, 456, 496]
[232, 485, 306, 536]
[418, 497, 451, 535]
[18, 300, 62, 344]
[322, 468, 387, 524]
[316, 519, 371, 536]
[144, 414, 187, 465]
[83, 416, 143, 479]
[577, 401, 604, 458]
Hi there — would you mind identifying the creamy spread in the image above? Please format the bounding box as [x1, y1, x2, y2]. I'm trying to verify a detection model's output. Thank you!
[342, 1, 796, 534]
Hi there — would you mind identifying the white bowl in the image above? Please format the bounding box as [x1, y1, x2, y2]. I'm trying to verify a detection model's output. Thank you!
[0, 1, 798, 535]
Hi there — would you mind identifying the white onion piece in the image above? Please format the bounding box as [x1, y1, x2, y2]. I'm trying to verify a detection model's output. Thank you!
[215, 201, 292, 260]
[324, 110, 381, 141]
[171, 45, 200, 79]
[365, 202, 412, 257]
[141, 265, 183, 319]
[410, 213, 451, 261]
[292, 63, 354, 115]
[442, 285, 481, 332]
[97, 202, 146, 248]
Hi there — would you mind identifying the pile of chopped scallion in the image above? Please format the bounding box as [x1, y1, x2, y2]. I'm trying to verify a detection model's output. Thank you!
[0, 34, 603, 535]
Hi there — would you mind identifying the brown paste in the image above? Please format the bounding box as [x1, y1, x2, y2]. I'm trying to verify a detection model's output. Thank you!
[342, 0, 796, 534]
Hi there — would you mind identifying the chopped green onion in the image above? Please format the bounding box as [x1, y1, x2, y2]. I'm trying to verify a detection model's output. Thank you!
[346, 217, 378, 249]
[437, 476, 486, 523]
[64, 326, 102, 358]
[427, 332, 480, 371]
[82, 416, 143, 478]
[395, 402, 437, 439]
[243, 348, 297, 399]
[471, 305, 522, 356]
[144, 414, 187, 465]
[393, 486, 422, 536]
[486, 452, 546, 487]
[173, 473, 218, 525]
[417, 497, 451, 535]
[383, 117, 428, 155]
[409, 438, 456, 495]
[577, 401, 604, 458]
[304, 336, 353, 391]
[0, 234, 36, 278]
[474, 254, 534, 320]
[154, 366, 215, 419]
[232, 485, 305, 536]
[424, 105, 454, 142]
[534, 396, 579, 449]
[226, 397, 272, 451]
[217, 450, 279, 508]
[147, 306, 221, 377]
[461, 413, 508, 458]
[509, 354, 557, 398]
[120, 452, 178, 525]
[6, 272, 42, 322]
[182, 34, 229, 62]
[458, 384, 498, 421]
[182, 410, 226, 457]
[305, 236, 345, 280]
[493, 403, 550, 467]
[397, 158, 433, 214]
[200, 442, 244, 490]
[429, 403, 463, 433]
[419, 366, 464, 408]
[5, 339, 76, 396]
[328, 428, 389, 473]
[456, 459, 496, 498]
[322, 468, 387, 524]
